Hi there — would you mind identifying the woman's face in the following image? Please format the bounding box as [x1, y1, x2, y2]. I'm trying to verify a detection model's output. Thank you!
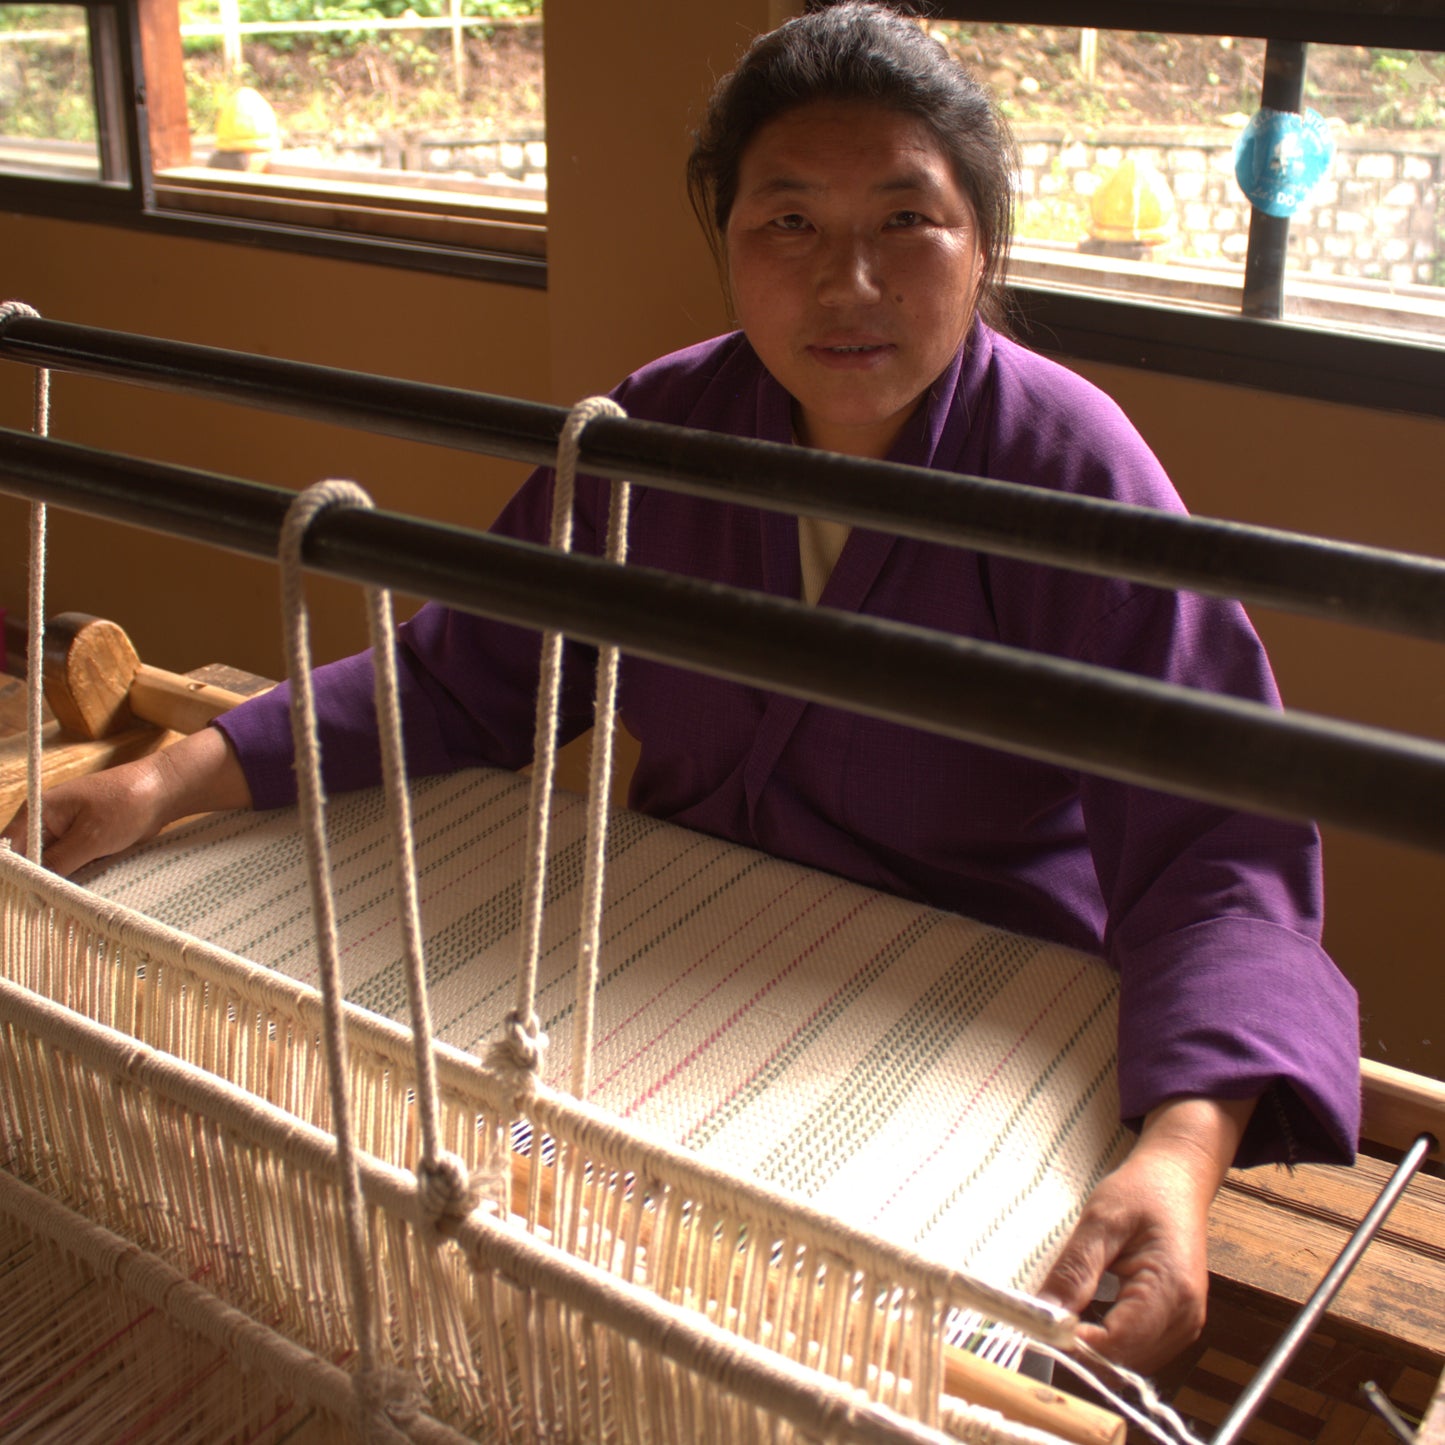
[725, 100, 983, 460]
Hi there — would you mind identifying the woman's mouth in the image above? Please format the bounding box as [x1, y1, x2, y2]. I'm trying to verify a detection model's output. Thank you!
[808, 342, 894, 367]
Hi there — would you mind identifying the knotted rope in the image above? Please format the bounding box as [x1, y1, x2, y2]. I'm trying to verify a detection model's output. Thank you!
[491, 394, 629, 1099]
[279, 480, 433, 1441]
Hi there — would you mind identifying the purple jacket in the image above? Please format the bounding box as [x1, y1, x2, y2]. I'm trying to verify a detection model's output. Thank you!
[219, 323, 1360, 1167]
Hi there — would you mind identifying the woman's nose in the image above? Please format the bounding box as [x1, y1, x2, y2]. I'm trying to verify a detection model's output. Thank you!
[814, 234, 883, 307]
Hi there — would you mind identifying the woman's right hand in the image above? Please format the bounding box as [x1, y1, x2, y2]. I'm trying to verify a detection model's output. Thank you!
[1, 726, 252, 878]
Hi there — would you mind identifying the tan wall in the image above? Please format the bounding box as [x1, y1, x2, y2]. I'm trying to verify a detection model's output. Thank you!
[0, 216, 551, 678]
[2, 0, 1441, 1077]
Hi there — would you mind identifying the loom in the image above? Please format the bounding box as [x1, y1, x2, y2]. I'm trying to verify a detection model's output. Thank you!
[0, 309, 1442, 1445]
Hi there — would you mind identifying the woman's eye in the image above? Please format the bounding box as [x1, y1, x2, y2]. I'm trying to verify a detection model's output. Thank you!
[887, 210, 926, 229]
[771, 213, 810, 231]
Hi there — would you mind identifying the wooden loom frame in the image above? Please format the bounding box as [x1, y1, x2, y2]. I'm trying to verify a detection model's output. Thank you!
[1, 312, 1443, 1443]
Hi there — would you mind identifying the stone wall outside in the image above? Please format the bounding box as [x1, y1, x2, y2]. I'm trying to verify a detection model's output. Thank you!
[1014, 125, 1443, 289]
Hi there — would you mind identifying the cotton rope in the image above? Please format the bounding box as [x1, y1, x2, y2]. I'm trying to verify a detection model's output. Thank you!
[1, 300, 50, 866]
[278, 479, 418, 1445]
[348, 483, 480, 1227]
[499, 393, 629, 1097]
[561, 396, 630, 1101]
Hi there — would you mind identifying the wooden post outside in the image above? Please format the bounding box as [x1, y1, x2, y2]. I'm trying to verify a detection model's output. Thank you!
[450, 0, 465, 96]
[219, 0, 241, 75]
[136, 0, 193, 171]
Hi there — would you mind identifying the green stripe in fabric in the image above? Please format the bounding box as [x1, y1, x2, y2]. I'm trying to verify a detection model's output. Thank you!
[680, 911, 946, 1152]
[534, 850, 776, 1045]
[906, 986, 1124, 1275]
[102, 777, 524, 967]
[268, 784, 534, 971]
[754, 931, 1041, 1196]
[950, 1042, 1125, 1283]
[348, 807, 650, 1021]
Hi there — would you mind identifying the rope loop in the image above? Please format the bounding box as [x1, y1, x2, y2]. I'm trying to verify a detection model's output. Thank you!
[0, 299, 40, 329]
[506, 393, 626, 1083]
[553, 394, 625, 534]
[279, 477, 373, 575]
[279, 478, 393, 1437]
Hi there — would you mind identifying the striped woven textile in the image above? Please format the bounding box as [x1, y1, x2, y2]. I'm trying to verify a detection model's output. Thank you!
[78, 765, 1131, 1294]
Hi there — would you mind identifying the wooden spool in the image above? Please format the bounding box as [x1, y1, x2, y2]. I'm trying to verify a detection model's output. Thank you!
[43, 612, 250, 738]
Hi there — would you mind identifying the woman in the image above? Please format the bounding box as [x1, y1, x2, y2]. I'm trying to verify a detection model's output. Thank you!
[6, 1, 1358, 1374]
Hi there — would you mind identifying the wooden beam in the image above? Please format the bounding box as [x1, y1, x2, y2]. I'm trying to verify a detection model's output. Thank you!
[1208, 1154, 1445, 1372]
[136, 0, 193, 171]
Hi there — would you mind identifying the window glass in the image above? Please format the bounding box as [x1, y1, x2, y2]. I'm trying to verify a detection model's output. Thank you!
[156, 0, 545, 230]
[0, 3, 109, 182]
[1285, 44, 1445, 342]
[925, 22, 1444, 346]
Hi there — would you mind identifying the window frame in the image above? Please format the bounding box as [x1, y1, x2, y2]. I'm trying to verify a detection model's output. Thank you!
[0, 0, 547, 289]
[935, 0, 1445, 419]
[3, 0, 1443, 399]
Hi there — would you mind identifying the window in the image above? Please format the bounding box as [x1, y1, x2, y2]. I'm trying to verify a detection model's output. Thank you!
[0, 4, 125, 184]
[0, 0, 545, 282]
[926, 1, 1445, 418]
[927, 24, 1443, 345]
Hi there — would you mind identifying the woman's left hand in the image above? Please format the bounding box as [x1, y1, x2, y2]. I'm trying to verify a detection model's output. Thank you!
[1038, 1095, 1257, 1375]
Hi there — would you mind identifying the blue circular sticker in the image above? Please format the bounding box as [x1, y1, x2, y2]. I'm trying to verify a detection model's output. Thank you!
[1233, 107, 1334, 217]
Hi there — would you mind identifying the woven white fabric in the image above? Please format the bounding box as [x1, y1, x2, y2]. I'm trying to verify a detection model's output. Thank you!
[79, 766, 1131, 1293]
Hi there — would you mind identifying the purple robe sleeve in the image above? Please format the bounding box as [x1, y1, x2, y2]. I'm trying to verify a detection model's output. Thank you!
[1072, 587, 1359, 1166]
[971, 335, 1359, 1166]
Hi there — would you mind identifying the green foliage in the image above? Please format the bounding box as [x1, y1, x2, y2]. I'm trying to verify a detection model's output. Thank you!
[0, 23, 96, 141]
[0, 4, 83, 29]
[1362, 48, 1445, 129]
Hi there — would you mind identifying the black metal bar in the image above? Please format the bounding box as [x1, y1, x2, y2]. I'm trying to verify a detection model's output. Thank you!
[4, 318, 1445, 645]
[1212, 1132, 1439, 1445]
[1008, 286, 1445, 424]
[7, 429, 1445, 854]
[1242, 40, 1309, 320]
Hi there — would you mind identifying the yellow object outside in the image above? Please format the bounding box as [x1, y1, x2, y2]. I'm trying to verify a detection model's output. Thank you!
[215, 87, 281, 154]
[1088, 157, 1175, 243]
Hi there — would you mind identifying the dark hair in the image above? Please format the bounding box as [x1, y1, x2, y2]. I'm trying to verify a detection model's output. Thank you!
[686, 1, 1016, 330]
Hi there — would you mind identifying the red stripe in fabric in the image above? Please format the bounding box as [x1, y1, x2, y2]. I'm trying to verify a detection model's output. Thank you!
[594, 871, 814, 1058]
[0, 1264, 212, 1432]
[340, 832, 524, 957]
[619, 889, 877, 1114]
[680, 914, 925, 1145]
[112, 1352, 236, 1443]
[867, 959, 1091, 1221]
